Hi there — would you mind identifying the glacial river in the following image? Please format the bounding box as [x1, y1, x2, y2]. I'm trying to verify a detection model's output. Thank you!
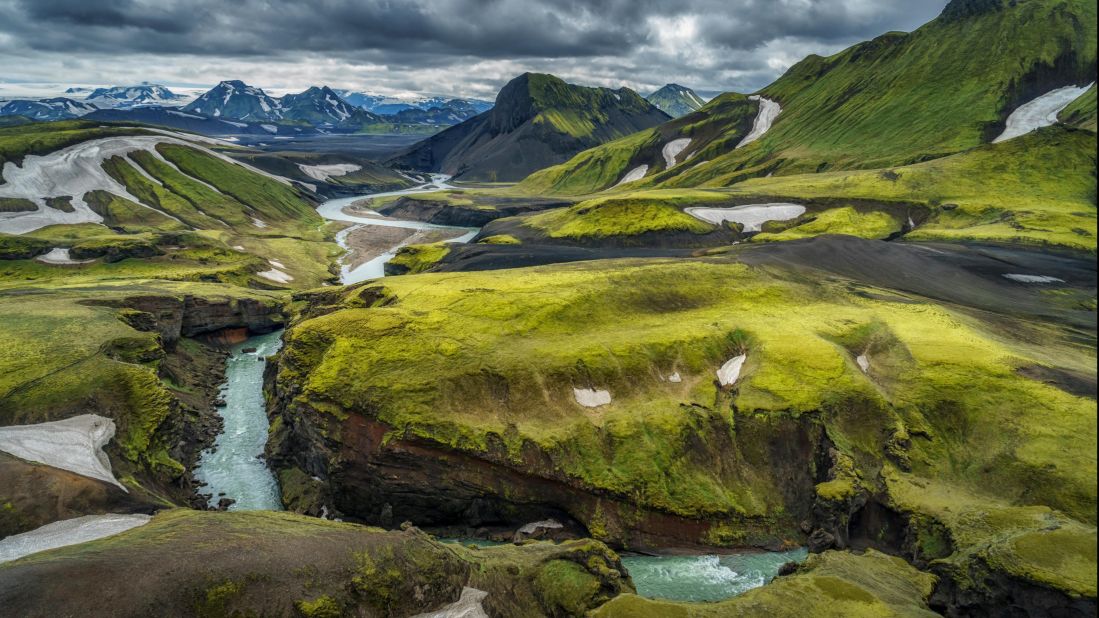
[193, 330, 284, 511]
[316, 174, 478, 283]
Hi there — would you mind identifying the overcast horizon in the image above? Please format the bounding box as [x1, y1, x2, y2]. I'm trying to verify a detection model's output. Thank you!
[0, 0, 948, 100]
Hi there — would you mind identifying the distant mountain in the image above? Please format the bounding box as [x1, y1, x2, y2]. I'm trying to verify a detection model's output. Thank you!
[337, 90, 493, 115]
[388, 99, 487, 125]
[389, 72, 670, 181]
[279, 86, 380, 128]
[183, 80, 284, 121]
[646, 84, 706, 117]
[0, 97, 97, 121]
[85, 83, 186, 108]
[83, 106, 316, 136]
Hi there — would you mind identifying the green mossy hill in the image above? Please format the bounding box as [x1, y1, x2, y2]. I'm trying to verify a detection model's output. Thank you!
[518, 0, 1095, 196]
[1060, 83, 1097, 131]
[753, 207, 902, 242]
[518, 93, 758, 196]
[0, 282, 285, 498]
[384, 242, 450, 275]
[726, 127, 1097, 251]
[389, 72, 669, 182]
[0, 509, 632, 618]
[273, 253, 1095, 550]
[519, 191, 721, 241]
[884, 471, 1097, 611]
[594, 550, 938, 618]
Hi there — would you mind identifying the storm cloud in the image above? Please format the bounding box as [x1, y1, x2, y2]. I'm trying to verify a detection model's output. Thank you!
[0, 0, 948, 98]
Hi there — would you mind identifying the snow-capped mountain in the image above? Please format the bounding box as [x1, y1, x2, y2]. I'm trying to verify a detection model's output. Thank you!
[85, 83, 186, 108]
[0, 97, 98, 121]
[279, 86, 379, 128]
[183, 80, 284, 121]
[336, 90, 493, 116]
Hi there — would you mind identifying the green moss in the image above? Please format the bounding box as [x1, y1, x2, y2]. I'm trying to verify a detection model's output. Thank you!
[0, 233, 50, 259]
[0, 197, 37, 212]
[386, 243, 450, 275]
[478, 234, 521, 245]
[523, 190, 721, 239]
[295, 596, 342, 618]
[196, 580, 245, 618]
[727, 128, 1096, 251]
[754, 206, 902, 242]
[534, 559, 603, 615]
[1059, 83, 1097, 132]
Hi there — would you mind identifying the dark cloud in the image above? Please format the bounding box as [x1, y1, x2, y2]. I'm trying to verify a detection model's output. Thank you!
[0, 0, 948, 97]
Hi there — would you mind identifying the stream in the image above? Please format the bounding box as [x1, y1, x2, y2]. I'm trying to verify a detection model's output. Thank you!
[316, 174, 478, 283]
[193, 330, 284, 511]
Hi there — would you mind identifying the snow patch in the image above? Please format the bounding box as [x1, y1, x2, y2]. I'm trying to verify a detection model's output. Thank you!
[258, 268, 293, 283]
[856, 354, 870, 374]
[662, 138, 691, 168]
[1002, 273, 1065, 284]
[260, 124, 278, 134]
[0, 414, 126, 489]
[613, 164, 649, 187]
[993, 83, 1094, 143]
[668, 372, 682, 383]
[297, 163, 362, 182]
[166, 110, 204, 120]
[0, 514, 151, 564]
[736, 96, 781, 148]
[685, 203, 805, 232]
[573, 388, 612, 408]
[717, 354, 746, 386]
[35, 247, 93, 264]
[268, 259, 286, 269]
[410, 587, 489, 618]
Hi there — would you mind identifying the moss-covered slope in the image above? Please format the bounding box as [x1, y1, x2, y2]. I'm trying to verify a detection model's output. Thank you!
[527, 0, 1095, 196]
[0, 509, 632, 618]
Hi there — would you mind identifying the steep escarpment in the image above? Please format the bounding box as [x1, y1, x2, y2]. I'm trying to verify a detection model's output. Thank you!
[389, 73, 669, 181]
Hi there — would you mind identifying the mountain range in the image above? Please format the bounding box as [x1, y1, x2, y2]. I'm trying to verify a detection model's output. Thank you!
[0, 81, 497, 134]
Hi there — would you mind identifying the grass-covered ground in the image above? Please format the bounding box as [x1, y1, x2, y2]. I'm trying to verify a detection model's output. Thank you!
[726, 127, 1096, 251]
[521, 190, 722, 240]
[277, 252, 1095, 532]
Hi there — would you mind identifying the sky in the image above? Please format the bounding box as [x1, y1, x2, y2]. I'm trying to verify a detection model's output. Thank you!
[0, 0, 949, 100]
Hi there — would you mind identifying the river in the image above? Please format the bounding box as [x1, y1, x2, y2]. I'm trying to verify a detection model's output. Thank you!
[316, 174, 478, 284]
[193, 330, 284, 511]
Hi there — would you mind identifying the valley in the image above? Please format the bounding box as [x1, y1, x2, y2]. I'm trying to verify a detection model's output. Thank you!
[0, 0, 1095, 616]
